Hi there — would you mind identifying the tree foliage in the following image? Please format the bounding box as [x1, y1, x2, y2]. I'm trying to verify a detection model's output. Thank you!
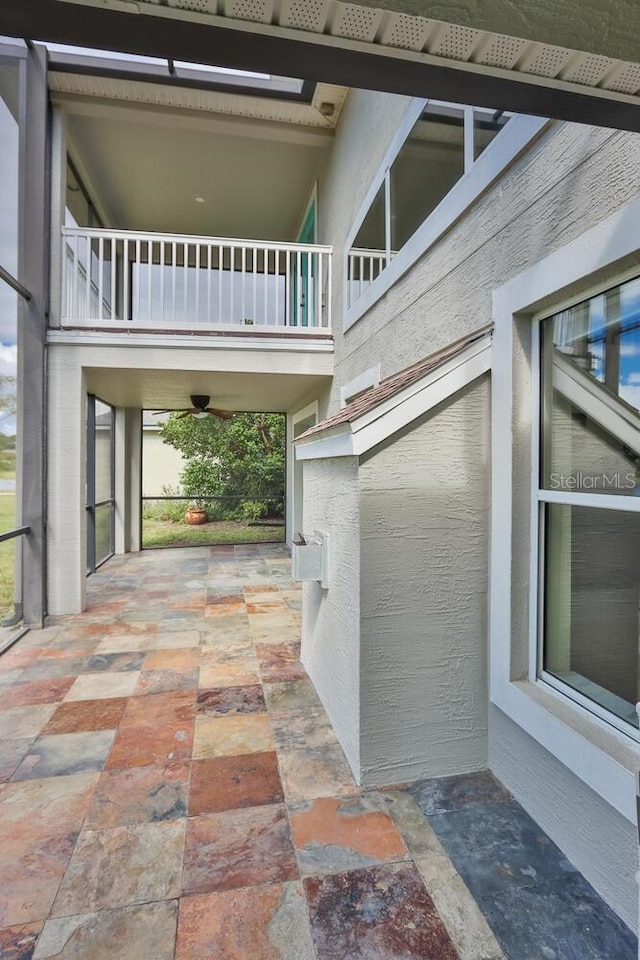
[0, 375, 16, 426]
[159, 412, 285, 519]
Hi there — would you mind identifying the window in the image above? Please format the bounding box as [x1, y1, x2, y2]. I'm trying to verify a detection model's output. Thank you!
[347, 101, 513, 312]
[538, 275, 640, 734]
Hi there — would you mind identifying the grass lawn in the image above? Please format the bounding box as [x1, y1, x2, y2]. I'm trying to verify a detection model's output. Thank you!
[0, 494, 16, 618]
[0, 450, 15, 480]
[142, 517, 284, 549]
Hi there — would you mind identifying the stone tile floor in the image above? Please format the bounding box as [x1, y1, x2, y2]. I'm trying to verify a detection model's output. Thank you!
[0, 544, 635, 959]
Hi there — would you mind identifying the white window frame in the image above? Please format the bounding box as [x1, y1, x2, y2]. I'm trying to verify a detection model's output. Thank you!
[344, 100, 549, 332]
[531, 281, 640, 743]
[491, 196, 640, 825]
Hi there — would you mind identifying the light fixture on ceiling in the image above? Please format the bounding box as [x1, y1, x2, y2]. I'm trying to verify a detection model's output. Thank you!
[194, 196, 206, 204]
[192, 411, 209, 419]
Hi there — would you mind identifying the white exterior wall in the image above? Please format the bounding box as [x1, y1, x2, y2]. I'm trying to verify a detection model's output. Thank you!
[313, 89, 640, 927]
[47, 352, 86, 615]
[359, 378, 490, 784]
[317, 87, 412, 331]
[320, 115, 640, 412]
[300, 456, 361, 777]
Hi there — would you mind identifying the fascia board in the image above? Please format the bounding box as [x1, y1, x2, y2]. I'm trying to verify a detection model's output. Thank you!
[295, 338, 491, 461]
[294, 428, 354, 460]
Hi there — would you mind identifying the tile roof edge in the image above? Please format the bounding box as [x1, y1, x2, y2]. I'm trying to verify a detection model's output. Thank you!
[296, 324, 493, 442]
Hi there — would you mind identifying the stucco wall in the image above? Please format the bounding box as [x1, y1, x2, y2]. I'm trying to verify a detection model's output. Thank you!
[359, 377, 491, 784]
[317, 86, 412, 375]
[300, 456, 361, 777]
[490, 704, 638, 932]
[313, 92, 640, 927]
[320, 112, 640, 412]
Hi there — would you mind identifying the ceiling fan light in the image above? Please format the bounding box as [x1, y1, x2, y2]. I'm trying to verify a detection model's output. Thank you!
[192, 411, 209, 419]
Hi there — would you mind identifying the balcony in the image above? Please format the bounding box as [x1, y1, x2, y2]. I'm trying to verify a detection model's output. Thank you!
[61, 227, 332, 336]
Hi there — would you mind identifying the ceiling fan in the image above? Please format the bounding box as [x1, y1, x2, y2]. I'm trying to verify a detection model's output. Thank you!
[154, 395, 235, 421]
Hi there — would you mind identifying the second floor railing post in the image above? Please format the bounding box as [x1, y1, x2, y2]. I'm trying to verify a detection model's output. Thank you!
[61, 226, 332, 334]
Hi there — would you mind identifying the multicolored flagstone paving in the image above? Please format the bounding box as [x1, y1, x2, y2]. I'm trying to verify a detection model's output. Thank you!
[0, 544, 635, 959]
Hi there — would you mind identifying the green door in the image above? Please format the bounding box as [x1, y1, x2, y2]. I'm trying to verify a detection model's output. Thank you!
[294, 196, 316, 327]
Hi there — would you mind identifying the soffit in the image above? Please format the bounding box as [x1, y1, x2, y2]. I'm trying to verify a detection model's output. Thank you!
[131, 0, 640, 98]
[50, 72, 348, 128]
[83, 366, 330, 411]
[4, 0, 639, 130]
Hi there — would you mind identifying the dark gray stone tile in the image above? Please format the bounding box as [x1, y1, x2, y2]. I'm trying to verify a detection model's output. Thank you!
[428, 799, 577, 899]
[409, 770, 511, 816]
[85, 652, 145, 673]
[12, 730, 115, 780]
[478, 871, 637, 960]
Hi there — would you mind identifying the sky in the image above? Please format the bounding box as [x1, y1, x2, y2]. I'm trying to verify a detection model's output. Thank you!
[0, 64, 19, 436]
[586, 280, 640, 412]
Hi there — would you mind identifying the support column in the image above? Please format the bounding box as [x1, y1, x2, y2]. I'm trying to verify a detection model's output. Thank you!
[128, 409, 142, 553]
[17, 44, 48, 626]
[47, 353, 86, 615]
[48, 105, 67, 329]
[114, 408, 141, 555]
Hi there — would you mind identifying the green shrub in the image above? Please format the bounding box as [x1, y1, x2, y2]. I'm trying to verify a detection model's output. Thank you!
[240, 500, 267, 523]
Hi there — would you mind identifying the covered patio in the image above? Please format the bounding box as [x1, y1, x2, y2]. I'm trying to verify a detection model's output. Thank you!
[0, 545, 634, 959]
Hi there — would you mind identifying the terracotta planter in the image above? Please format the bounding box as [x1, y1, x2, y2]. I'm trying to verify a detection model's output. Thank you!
[185, 508, 207, 525]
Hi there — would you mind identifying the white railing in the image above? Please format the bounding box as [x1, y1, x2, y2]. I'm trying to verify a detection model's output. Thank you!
[347, 248, 389, 308]
[61, 228, 332, 333]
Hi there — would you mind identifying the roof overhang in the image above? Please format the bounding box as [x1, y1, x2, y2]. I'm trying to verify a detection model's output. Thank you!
[3, 0, 640, 132]
[295, 333, 492, 460]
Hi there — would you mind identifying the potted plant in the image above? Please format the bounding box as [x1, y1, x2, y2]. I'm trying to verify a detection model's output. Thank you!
[185, 499, 208, 525]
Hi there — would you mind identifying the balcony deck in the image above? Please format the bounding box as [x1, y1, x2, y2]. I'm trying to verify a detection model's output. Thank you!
[60, 228, 332, 338]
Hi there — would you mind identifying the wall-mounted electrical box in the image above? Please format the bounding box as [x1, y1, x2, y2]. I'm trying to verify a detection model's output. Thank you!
[291, 532, 329, 589]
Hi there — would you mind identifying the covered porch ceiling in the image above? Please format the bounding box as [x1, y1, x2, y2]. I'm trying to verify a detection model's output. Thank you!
[63, 100, 332, 238]
[84, 365, 329, 412]
[2, 0, 639, 132]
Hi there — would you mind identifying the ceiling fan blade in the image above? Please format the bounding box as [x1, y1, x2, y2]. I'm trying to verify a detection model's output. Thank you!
[207, 408, 235, 420]
[176, 410, 193, 419]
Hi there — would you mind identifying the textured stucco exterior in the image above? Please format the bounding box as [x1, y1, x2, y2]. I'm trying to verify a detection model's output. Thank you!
[300, 456, 361, 777]
[308, 88, 640, 928]
[300, 376, 491, 786]
[359, 378, 491, 784]
[320, 114, 640, 416]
